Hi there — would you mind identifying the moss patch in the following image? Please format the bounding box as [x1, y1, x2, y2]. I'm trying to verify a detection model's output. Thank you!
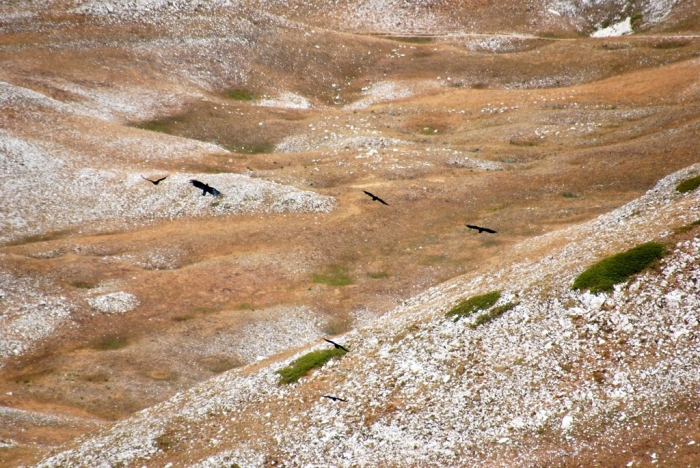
[573, 242, 664, 293]
[676, 174, 700, 193]
[276, 348, 346, 385]
[446, 290, 501, 321]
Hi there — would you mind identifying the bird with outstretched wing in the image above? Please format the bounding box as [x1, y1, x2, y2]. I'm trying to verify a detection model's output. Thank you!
[189, 179, 222, 197]
[363, 190, 389, 206]
[322, 395, 347, 402]
[142, 175, 168, 185]
[466, 224, 497, 234]
[324, 338, 349, 353]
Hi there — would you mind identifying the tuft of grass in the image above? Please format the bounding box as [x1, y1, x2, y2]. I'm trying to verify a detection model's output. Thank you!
[470, 301, 518, 328]
[72, 281, 96, 289]
[94, 335, 128, 351]
[225, 88, 255, 101]
[572, 242, 664, 293]
[446, 291, 501, 321]
[312, 266, 352, 286]
[676, 175, 700, 193]
[561, 192, 578, 199]
[276, 348, 346, 384]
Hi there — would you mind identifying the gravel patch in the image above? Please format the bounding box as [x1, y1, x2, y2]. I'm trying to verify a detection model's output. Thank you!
[0, 269, 75, 365]
[86, 291, 140, 314]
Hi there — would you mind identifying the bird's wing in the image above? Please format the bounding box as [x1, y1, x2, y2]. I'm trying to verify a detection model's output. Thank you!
[466, 224, 478, 230]
[339, 344, 349, 352]
[155, 176, 168, 183]
[190, 179, 206, 189]
[141, 176, 155, 183]
[484, 228, 497, 233]
[210, 187, 221, 196]
[377, 197, 389, 206]
[363, 190, 374, 198]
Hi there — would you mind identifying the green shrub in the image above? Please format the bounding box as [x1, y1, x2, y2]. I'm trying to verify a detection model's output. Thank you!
[470, 301, 518, 328]
[277, 348, 346, 384]
[572, 242, 664, 293]
[312, 266, 352, 286]
[446, 291, 501, 321]
[676, 175, 700, 193]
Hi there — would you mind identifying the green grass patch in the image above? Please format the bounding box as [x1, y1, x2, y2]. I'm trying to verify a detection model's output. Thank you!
[674, 219, 700, 234]
[386, 36, 433, 44]
[446, 290, 501, 321]
[561, 192, 578, 199]
[94, 335, 128, 351]
[572, 242, 664, 293]
[136, 121, 171, 133]
[224, 141, 275, 154]
[225, 88, 255, 101]
[72, 281, 97, 289]
[276, 348, 346, 384]
[312, 266, 352, 286]
[470, 301, 518, 329]
[676, 175, 700, 193]
[367, 271, 389, 279]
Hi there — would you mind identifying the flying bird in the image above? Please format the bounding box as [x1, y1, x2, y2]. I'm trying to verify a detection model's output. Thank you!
[363, 190, 389, 206]
[324, 338, 349, 353]
[189, 179, 222, 197]
[141, 175, 168, 185]
[322, 395, 347, 402]
[466, 224, 497, 234]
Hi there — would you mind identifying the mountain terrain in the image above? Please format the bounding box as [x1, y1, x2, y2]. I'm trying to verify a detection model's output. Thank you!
[1, 0, 699, 466]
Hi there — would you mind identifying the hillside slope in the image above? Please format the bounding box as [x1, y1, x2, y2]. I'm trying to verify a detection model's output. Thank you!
[33, 164, 700, 467]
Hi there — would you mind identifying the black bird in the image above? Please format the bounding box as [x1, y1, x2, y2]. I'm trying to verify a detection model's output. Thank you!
[322, 395, 347, 402]
[324, 338, 349, 353]
[363, 190, 389, 206]
[466, 224, 497, 234]
[141, 175, 168, 185]
[189, 179, 222, 197]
